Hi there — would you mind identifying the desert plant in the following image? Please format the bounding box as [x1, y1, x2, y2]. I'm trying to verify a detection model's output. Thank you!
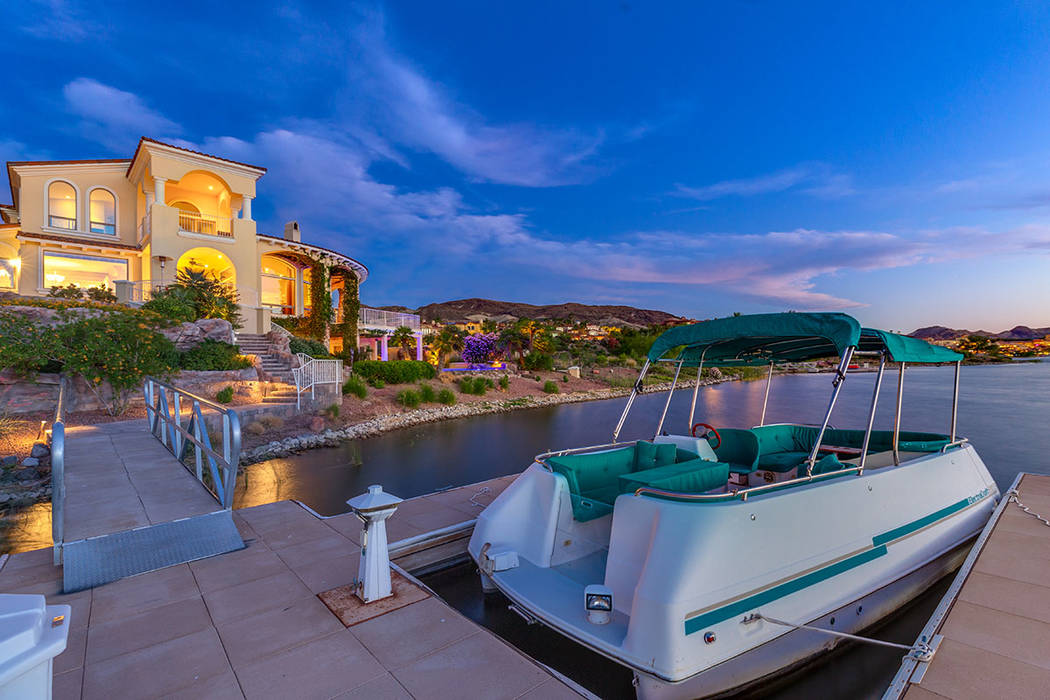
[162, 267, 242, 328]
[342, 375, 368, 399]
[458, 376, 494, 396]
[499, 374, 509, 390]
[523, 352, 554, 371]
[437, 388, 456, 405]
[48, 284, 83, 299]
[85, 285, 117, 303]
[323, 403, 340, 419]
[396, 389, 421, 408]
[215, 386, 234, 403]
[244, 421, 266, 436]
[259, 415, 284, 430]
[543, 380, 559, 394]
[141, 286, 197, 322]
[352, 360, 436, 384]
[418, 383, 436, 403]
[562, 375, 569, 382]
[390, 325, 416, 361]
[179, 340, 253, 371]
[370, 378, 386, 389]
[431, 326, 466, 368]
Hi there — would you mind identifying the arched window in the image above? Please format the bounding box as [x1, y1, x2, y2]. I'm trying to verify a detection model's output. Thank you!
[261, 255, 296, 315]
[89, 188, 116, 235]
[48, 181, 77, 230]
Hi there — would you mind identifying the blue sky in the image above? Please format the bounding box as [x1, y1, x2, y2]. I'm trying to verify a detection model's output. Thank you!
[4, 1, 1050, 331]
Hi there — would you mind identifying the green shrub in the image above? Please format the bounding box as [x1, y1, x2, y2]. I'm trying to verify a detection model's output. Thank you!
[244, 421, 266, 436]
[342, 375, 368, 399]
[499, 375, 509, 390]
[353, 360, 436, 385]
[179, 340, 253, 371]
[458, 376, 494, 396]
[215, 386, 234, 403]
[259, 415, 284, 430]
[47, 284, 83, 299]
[562, 375, 569, 382]
[418, 383, 436, 403]
[289, 337, 331, 358]
[371, 378, 386, 388]
[523, 353, 554, 371]
[437, 388, 456, 405]
[396, 389, 421, 408]
[323, 403, 340, 419]
[543, 380, 559, 394]
[141, 287, 197, 322]
[85, 285, 117, 303]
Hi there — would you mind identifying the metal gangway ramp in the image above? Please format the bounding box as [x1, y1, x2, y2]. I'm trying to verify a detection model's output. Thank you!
[52, 378, 244, 592]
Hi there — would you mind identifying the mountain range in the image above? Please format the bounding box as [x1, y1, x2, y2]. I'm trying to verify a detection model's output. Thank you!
[910, 325, 1050, 341]
[377, 298, 686, 328]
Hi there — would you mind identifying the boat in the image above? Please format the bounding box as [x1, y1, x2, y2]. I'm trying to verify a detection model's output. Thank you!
[467, 312, 998, 699]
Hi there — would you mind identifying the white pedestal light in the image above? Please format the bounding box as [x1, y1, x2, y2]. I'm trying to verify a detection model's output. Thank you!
[346, 485, 403, 603]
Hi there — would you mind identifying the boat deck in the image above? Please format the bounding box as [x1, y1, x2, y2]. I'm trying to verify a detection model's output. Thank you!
[887, 472, 1050, 699]
[0, 475, 586, 699]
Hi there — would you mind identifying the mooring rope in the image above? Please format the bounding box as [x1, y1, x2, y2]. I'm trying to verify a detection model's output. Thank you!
[469, 486, 492, 507]
[743, 613, 936, 660]
[1007, 488, 1050, 527]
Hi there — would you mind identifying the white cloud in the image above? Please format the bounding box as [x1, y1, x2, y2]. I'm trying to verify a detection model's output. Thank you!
[63, 78, 181, 151]
[675, 163, 855, 201]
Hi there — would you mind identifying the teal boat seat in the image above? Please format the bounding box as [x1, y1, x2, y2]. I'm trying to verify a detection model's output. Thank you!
[619, 459, 729, 495]
[548, 442, 701, 521]
[711, 428, 759, 474]
[752, 424, 952, 472]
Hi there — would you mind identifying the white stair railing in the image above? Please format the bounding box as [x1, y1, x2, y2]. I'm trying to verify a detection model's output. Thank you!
[292, 353, 343, 409]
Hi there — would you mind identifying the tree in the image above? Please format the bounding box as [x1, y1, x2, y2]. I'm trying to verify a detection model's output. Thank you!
[150, 267, 242, 327]
[390, 325, 416, 360]
[431, 326, 465, 368]
[498, 327, 527, 369]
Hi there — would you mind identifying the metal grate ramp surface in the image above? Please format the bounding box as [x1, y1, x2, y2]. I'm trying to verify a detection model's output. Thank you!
[62, 510, 245, 593]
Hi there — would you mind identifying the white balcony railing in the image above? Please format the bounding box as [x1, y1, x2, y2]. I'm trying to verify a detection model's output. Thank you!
[178, 210, 233, 238]
[359, 306, 421, 332]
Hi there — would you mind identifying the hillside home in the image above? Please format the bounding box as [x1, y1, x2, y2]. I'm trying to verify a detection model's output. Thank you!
[0, 137, 371, 345]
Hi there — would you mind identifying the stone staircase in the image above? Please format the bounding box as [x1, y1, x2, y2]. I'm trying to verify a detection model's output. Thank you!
[235, 333, 297, 387]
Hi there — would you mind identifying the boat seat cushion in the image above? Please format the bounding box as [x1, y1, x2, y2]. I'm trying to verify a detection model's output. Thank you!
[633, 440, 680, 471]
[758, 451, 811, 471]
[711, 429, 759, 471]
[618, 459, 729, 495]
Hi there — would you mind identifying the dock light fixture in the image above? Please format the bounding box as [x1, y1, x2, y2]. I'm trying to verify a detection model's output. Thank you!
[346, 485, 402, 603]
[585, 584, 613, 625]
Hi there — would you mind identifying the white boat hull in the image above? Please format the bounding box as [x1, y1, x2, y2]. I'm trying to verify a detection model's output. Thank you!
[468, 443, 998, 698]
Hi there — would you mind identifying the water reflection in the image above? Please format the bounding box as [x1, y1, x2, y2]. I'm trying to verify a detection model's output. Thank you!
[1, 502, 53, 554]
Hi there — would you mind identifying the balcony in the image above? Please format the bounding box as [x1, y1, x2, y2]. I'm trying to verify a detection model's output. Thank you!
[358, 306, 421, 332]
[177, 210, 232, 238]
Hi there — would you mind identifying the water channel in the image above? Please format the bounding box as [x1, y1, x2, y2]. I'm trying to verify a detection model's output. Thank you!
[235, 361, 1049, 698]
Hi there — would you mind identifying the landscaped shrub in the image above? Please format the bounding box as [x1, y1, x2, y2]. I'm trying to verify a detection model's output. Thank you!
[543, 380, 559, 394]
[323, 403, 340, 419]
[148, 268, 241, 328]
[498, 375, 509, 390]
[244, 421, 266, 436]
[462, 333, 499, 364]
[342, 375, 368, 399]
[215, 386, 234, 404]
[370, 378, 386, 388]
[85, 285, 117, 303]
[179, 340, 253, 371]
[141, 287, 197, 322]
[396, 389, 421, 408]
[458, 376, 494, 396]
[437, 388, 456, 405]
[289, 337, 331, 358]
[418, 384, 436, 403]
[47, 284, 83, 299]
[259, 415, 284, 430]
[353, 360, 436, 385]
[562, 375, 569, 382]
[523, 353, 554, 371]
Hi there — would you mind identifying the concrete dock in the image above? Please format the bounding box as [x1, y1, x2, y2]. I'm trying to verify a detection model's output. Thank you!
[886, 472, 1050, 699]
[0, 475, 585, 699]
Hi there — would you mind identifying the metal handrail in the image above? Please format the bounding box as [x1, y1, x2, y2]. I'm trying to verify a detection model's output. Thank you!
[177, 210, 233, 238]
[50, 380, 67, 565]
[359, 306, 421, 332]
[634, 465, 865, 503]
[940, 438, 969, 453]
[143, 376, 241, 508]
[292, 353, 342, 409]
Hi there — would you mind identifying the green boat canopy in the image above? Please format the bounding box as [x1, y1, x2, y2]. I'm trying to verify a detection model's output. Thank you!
[647, 312, 962, 366]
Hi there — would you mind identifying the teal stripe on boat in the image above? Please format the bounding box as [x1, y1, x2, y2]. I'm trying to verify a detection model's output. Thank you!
[683, 545, 887, 636]
[871, 497, 971, 547]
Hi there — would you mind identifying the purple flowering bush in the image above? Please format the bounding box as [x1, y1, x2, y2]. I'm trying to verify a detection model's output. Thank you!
[462, 333, 499, 364]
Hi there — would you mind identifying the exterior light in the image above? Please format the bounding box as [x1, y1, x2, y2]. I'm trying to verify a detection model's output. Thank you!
[208, 185, 214, 190]
[584, 584, 613, 625]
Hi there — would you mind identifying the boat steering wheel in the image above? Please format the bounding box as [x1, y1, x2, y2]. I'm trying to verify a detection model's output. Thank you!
[691, 422, 721, 449]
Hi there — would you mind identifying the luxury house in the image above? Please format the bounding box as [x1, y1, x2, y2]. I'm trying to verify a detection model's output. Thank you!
[0, 137, 420, 357]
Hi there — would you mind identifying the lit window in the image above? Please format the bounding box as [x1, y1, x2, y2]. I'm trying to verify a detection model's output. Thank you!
[0, 261, 14, 289]
[48, 181, 77, 230]
[302, 267, 312, 312]
[43, 252, 127, 290]
[261, 255, 296, 314]
[89, 189, 116, 235]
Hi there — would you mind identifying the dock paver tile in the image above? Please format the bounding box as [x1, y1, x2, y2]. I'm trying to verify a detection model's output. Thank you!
[515, 678, 584, 699]
[86, 596, 212, 665]
[53, 667, 83, 700]
[82, 627, 233, 700]
[273, 531, 358, 570]
[216, 595, 343, 667]
[322, 513, 363, 545]
[4, 585, 91, 631]
[385, 517, 428, 544]
[333, 672, 412, 700]
[0, 559, 62, 588]
[246, 514, 336, 551]
[986, 527, 1050, 559]
[231, 514, 265, 545]
[89, 563, 200, 624]
[392, 630, 549, 700]
[1018, 474, 1050, 497]
[162, 667, 245, 700]
[55, 622, 87, 675]
[235, 500, 312, 527]
[285, 551, 360, 594]
[234, 628, 385, 700]
[957, 570, 1050, 626]
[901, 686, 951, 700]
[0, 546, 53, 571]
[972, 534, 1050, 587]
[202, 569, 313, 624]
[941, 600, 1050, 671]
[190, 546, 288, 593]
[996, 508, 1050, 538]
[349, 598, 477, 669]
[917, 637, 1050, 700]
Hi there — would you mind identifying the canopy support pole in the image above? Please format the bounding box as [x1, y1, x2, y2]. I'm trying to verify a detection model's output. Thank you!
[759, 361, 774, 426]
[893, 362, 906, 466]
[613, 359, 650, 442]
[655, 360, 684, 439]
[859, 353, 887, 472]
[806, 346, 855, 476]
[687, 350, 708, 432]
[950, 360, 961, 441]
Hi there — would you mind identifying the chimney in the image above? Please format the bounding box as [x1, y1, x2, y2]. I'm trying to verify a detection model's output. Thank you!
[284, 221, 301, 242]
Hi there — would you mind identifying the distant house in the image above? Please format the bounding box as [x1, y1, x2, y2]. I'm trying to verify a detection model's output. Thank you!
[454, 321, 483, 334]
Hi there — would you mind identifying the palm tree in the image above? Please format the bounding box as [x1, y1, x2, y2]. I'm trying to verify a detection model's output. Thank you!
[498, 327, 527, 369]
[431, 326, 465, 368]
[390, 325, 415, 360]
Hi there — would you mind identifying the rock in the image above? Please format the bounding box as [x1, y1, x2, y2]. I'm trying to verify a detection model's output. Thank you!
[20, 457, 39, 468]
[0, 456, 16, 468]
[30, 443, 50, 458]
[161, 321, 204, 351]
[13, 467, 39, 480]
[197, 318, 235, 344]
